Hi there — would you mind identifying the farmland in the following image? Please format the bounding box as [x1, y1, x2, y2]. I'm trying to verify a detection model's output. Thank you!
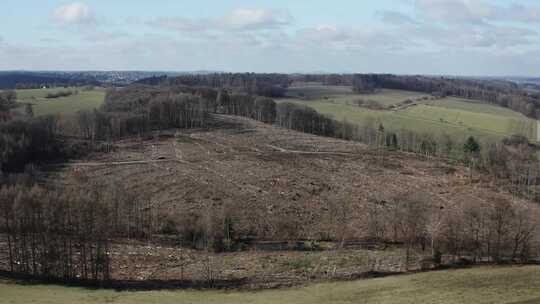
[13, 87, 106, 116]
[2, 266, 539, 304]
[278, 83, 538, 142]
[285, 82, 431, 107]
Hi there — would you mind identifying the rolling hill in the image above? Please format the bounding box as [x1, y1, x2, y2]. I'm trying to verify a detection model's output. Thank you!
[277, 83, 538, 142]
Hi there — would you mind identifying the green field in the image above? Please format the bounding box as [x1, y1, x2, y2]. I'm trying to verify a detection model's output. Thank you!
[286, 83, 430, 107]
[13, 87, 106, 116]
[279, 84, 537, 142]
[1, 267, 539, 304]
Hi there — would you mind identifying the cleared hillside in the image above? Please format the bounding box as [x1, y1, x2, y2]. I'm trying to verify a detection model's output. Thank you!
[51, 114, 527, 240]
[0, 114, 537, 287]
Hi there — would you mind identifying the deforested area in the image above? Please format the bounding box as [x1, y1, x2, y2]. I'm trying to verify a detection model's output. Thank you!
[4, 2, 540, 302]
[1, 78, 540, 288]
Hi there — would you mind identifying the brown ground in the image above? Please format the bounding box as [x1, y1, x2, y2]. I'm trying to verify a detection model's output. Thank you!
[52, 115, 511, 239]
[106, 240, 417, 289]
[15, 114, 529, 287]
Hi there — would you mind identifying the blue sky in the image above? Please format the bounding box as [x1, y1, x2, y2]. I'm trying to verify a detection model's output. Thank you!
[1, 0, 540, 75]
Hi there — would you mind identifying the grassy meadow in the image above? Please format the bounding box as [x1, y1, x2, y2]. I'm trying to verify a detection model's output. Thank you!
[13, 87, 106, 116]
[6, 84, 538, 142]
[286, 82, 430, 107]
[1, 266, 539, 304]
[278, 83, 538, 142]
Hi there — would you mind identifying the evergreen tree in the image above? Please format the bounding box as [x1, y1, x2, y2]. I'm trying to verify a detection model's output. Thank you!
[464, 136, 480, 155]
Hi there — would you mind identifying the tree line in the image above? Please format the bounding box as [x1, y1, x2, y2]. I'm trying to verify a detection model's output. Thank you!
[363, 192, 539, 267]
[0, 114, 67, 172]
[139, 73, 291, 98]
[45, 90, 75, 99]
[0, 91, 87, 174]
[76, 86, 213, 141]
[2, 175, 537, 284]
[0, 182, 157, 281]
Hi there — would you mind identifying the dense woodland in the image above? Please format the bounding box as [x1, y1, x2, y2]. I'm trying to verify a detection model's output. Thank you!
[138, 73, 291, 97]
[1, 73, 540, 283]
[0, 73, 100, 90]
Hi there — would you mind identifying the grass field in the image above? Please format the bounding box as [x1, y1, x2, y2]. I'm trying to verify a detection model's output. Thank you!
[1, 267, 539, 304]
[278, 83, 537, 142]
[13, 87, 106, 116]
[286, 82, 430, 107]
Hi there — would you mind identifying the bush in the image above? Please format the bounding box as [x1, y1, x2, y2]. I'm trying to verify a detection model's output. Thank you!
[45, 90, 73, 99]
[285, 258, 312, 271]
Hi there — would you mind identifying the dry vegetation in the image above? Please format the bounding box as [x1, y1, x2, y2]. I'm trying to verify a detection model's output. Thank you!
[3, 114, 531, 288]
[2, 74, 540, 292]
[53, 114, 503, 242]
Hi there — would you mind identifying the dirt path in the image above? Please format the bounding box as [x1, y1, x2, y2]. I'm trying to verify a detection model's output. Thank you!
[265, 144, 359, 156]
[62, 159, 180, 167]
[537, 120, 540, 142]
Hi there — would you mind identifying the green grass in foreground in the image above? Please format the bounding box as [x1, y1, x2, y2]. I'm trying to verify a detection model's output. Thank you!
[14, 87, 106, 116]
[1, 266, 540, 304]
[279, 84, 537, 142]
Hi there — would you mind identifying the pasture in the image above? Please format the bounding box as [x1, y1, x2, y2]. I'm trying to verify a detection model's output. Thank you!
[1, 266, 539, 304]
[278, 83, 537, 142]
[285, 82, 430, 107]
[14, 87, 106, 116]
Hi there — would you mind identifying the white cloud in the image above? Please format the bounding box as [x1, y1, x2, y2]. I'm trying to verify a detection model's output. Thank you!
[414, 0, 497, 24]
[147, 18, 206, 32]
[5, 1, 540, 75]
[294, 25, 416, 52]
[52, 2, 95, 25]
[147, 8, 292, 33]
[83, 31, 130, 42]
[376, 10, 418, 25]
[414, 0, 540, 24]
[505, 4, 540, 23]
[219, 8, 292, 30]
[296, 25, 351, 43]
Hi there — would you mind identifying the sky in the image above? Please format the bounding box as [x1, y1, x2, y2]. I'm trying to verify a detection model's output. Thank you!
[1, 0, 540, 76]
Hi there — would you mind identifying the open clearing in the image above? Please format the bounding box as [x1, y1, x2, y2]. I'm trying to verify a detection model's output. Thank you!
[48, 114, 519, 245]
[14, 114, 531, 287]
[285, 82, 430, 107]
[278, 83, 537, 142]
[13, 87, 106, 116]
[1, 266, 539, 304]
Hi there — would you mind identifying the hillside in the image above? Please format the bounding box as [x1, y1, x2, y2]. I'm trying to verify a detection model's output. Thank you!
[14, 87, 106, 116]
[277, 83, 538, 142]
[1, 78, 539, 290]
[9, 114, 531, 286]
[2, 266, 540, 304]
[51, 114, 523, 240]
